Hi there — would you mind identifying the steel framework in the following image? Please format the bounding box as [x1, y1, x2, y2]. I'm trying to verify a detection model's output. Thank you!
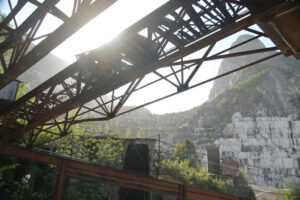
[0, 1, 299, 199]
[0, 0, 117, 89]
[0, 0, 294, 146]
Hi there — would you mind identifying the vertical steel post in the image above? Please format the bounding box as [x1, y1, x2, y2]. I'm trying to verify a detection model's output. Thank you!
[177, 185, 186, 200]
[53, 160, 66, 200]
[156, 134, 161, 177]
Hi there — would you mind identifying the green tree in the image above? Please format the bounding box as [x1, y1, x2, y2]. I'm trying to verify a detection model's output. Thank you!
[171, 139, 197, 167]
[0, 120, 126, 200]
[16, 81, 28, 100]
[53, 123, 125, 199]
[282, 180, 300, 200]
[160, 158, 226, 192]
[0, 155, 57, 200]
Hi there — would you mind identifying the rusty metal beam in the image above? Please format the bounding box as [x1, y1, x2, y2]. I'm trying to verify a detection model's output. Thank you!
[259, 5, 300, 59]
[0, 1, 289, 144]
[0, 0, 118, 90]
[38, 42, 276, 128]
[114, 52, 282, 119]
[178, 185, 186, 200]
[156, 2, 290, 68]
[0, 0, 60, 55]
[111, 0, 183, 42]
[0, 1, 28, 31]
[0, 145, 249, 200]
[53, 160, 66, 200]
[28, 0, 69, 22]
[170, 47, 278, 66]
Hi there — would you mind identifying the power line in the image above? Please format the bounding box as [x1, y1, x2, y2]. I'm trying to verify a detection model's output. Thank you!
[40, 135, 300, 183]
[155, 149, 300, 181]
[156, 138, 300, 178]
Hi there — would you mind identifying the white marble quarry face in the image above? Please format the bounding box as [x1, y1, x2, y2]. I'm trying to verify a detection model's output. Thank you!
[213, 113, 300, 188]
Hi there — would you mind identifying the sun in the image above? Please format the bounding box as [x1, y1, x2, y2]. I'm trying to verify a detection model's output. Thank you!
[52, 0, 167, 63]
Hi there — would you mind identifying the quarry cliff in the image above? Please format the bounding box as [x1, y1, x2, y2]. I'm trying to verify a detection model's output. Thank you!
[107, 35, 300, 187]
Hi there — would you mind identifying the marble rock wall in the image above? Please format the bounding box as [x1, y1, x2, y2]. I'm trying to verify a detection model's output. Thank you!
[213, 113, 300, 187]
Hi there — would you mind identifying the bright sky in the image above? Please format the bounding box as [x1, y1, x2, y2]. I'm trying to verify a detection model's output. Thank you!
[0, 0, 275, 114]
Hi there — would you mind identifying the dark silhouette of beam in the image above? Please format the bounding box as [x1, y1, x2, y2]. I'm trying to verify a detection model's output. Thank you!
[0, 144, 249, 200]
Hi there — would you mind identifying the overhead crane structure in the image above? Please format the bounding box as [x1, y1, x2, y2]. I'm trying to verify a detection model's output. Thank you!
[0, 0, 299, 199]
[0, 0, 118, 89]
[1, 0, 299, 145]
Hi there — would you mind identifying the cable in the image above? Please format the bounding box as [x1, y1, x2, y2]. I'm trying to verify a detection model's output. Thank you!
[155, 149, 300, 181]
[36, 136, 300, 183]
[156, 138, 300, 178]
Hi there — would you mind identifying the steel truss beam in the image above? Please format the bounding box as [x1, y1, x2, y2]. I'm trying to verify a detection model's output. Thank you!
[0, 144, 249, 200]
[0, 0, 119, 90]
[0, 1, 291, 145]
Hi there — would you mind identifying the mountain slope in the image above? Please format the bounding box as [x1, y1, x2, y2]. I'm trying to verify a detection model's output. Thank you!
[104, 35, 300, 187]
[18, 44, 70, 90]
[109, 34, 300, 140]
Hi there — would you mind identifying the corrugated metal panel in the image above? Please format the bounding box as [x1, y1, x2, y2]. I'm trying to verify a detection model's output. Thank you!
[0, 81, 19, 101]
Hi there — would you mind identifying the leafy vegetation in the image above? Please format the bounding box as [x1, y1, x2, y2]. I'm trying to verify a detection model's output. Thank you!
[171, 139, 197, 165]
[159, 140, 227, 193]
[157, 140, 257, 199]
[54, 132, 125, 167]
[0, 13, 280, 198]
[282, 180, 300, 200]
[160, 159, 227, 192]
[1, 128, 250, 200]
[0, 119, 125, 199]
[0, 156, 57, 200]
[16, 81, 28, 100]
[0, 15, 124, 197]
[189, 64, 274, 128]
